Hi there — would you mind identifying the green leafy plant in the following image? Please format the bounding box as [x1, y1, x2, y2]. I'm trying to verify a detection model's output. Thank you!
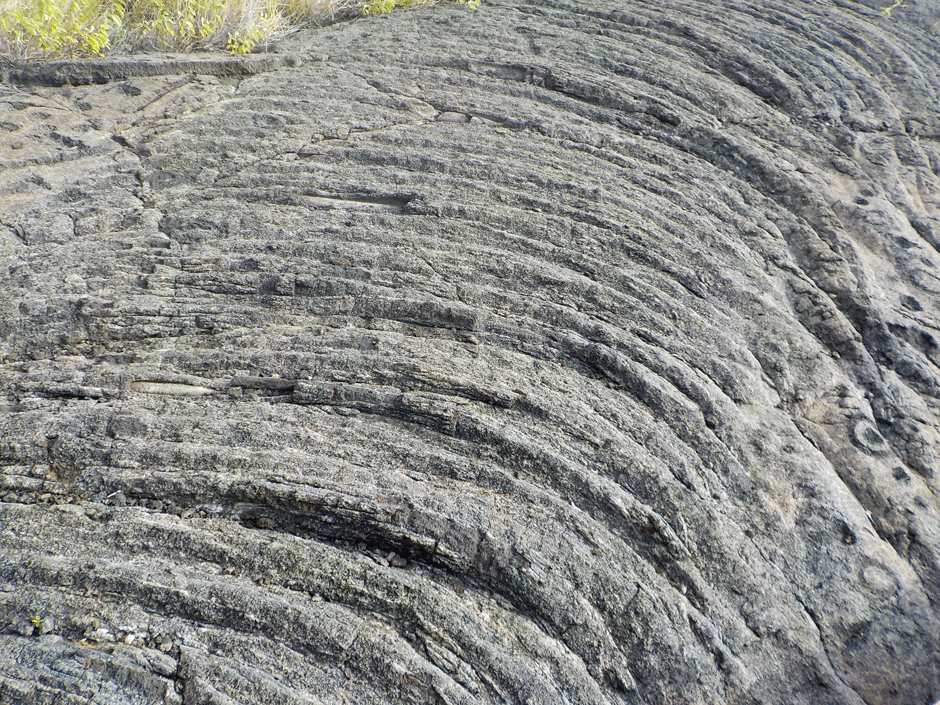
[226, 22, 264, 53]
[0, 0, 481, 61]
[0, 0, 124, 59]
[880, 0, 904, 17]
[117, 0, 228, 51]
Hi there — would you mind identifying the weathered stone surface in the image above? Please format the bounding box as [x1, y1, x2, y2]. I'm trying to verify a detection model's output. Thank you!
[1, 1, 939, 703]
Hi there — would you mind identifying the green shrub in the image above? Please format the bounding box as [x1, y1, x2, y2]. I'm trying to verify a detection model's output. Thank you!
[0, 0, 479, 61]
[0, 0, 123, 58]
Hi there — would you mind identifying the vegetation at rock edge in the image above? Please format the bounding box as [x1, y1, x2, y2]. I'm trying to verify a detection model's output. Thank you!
[0, 0, 479, 60]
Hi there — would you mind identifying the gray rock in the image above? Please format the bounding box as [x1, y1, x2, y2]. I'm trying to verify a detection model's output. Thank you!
[1, 0, 939, 703]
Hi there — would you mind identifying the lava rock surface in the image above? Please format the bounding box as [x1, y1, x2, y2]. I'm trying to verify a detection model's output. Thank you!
[1, 1, 939, 703]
